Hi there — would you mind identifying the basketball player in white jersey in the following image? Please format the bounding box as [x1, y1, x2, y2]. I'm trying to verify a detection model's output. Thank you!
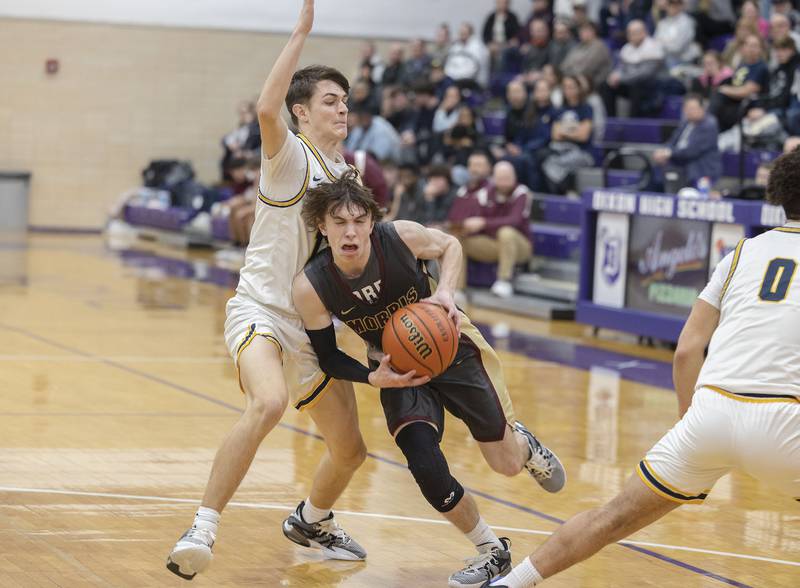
[485, 149, 800, 588]
[167, 1, 368, 579]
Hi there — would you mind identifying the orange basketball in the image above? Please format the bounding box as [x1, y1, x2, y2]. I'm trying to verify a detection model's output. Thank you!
[381, 302, 458, 379]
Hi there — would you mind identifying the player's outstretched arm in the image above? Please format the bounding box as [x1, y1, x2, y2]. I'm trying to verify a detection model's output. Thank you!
[256, 0, 315, 158]
[394, 220, 462, 329]
[673, 299, 719, 417]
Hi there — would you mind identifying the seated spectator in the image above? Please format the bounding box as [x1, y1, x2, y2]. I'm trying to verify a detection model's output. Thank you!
[570, 0, 593, 33]
[442, 106, 488, 168]
[483, 0, 521, 69]
[690, 50, 733, 99]
[740, 0, 769, 38]
[749, 38, 799, 129]
[388, 164, 456, 225]
[577, 74, 607, 143]
[652, 94, 722, 187]
[382, 44, 408, 87]
[501, 79, 558, 190]
[541, 63, 564, 108]
[772, 0, 800, 28]
[550, 19, 577, 69]
[710, 34, 768, 132]
[601, 20, 666, 117]
[345, 101, 402, 163]
[350, 78, 380, 115]
[686, 0, 735, 48]
[223, 157, 260, 247]
[359, 41, 385, 85]
[445, 22, 490, 89]
[405, 82, 440, 164]
[733, 161, 772, 200]
[432, 85, 463, 133]
[456, 150, 494, 195]
[519, 0, 554, 44]
[655, 0, 700, 70]
[430, 59, 455, 100]
[386, 163, 424, 221]
[769, 13, 800, 66]
[448, 161, 534, 298]
[721, 19, 760, 68]
[221, 101, 260, 181]
[560, 21, 614, 89]
[517, 19, 553, 80]
[431, 23, 452, 66]
[382, 86, 415, 133]
[404, 39, 432, 85]
[600, 0, 654, 48]
[542, 75, 595, 193]
[500, 80, 532, 149]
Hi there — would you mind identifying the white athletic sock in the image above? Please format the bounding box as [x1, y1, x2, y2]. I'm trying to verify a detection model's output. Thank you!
[301, 498, 331, 524]
[493, 557, 544, 587]
[193, 506, 220, 535]
[465, 516, 503, 553]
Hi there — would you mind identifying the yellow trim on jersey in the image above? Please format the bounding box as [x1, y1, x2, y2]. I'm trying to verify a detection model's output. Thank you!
[637, 460, 709, 504]
[706, 385, 800, 404]
[774, 227, 800, 234]
[294, 373, 335, 411]
[297, 133, 337, 181]
[257, 147, 311, 208]
[719, 238, 745, 303]
[234, 325, 283, 394]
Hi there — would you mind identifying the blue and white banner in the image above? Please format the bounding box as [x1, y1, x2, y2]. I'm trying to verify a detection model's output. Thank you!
[593, 212, 629, 309]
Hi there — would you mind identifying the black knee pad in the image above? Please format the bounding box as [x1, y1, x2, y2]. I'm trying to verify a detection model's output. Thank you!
[395, 422, 464, 513]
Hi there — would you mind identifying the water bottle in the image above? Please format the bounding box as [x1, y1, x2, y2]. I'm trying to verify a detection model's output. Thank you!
[696, 177, 711, 199]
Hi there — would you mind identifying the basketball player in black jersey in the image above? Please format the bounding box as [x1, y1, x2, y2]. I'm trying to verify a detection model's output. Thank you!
[292, 173, 566, 587]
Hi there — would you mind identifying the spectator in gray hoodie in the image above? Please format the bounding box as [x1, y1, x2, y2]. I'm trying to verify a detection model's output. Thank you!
[600, 20, 666, 117]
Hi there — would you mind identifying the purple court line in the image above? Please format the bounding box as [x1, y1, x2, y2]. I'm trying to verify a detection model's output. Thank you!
[0, 325, 754, 587]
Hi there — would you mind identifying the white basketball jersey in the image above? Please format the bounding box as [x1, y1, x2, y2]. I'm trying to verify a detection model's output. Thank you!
[236, 132, 350, 314]
[697, 221, 800, 399]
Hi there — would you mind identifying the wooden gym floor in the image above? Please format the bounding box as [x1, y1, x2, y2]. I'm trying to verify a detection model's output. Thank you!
[0, 234, 797, 587]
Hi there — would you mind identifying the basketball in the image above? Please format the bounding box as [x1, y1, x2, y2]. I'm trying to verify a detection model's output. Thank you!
[381, 302, 458, 378]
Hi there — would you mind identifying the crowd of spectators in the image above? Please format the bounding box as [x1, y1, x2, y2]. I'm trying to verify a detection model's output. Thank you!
[203, 0, 800, 297]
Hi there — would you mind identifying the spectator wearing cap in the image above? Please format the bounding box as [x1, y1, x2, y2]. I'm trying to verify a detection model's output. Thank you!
[601, 20, 666, 117]
[710, 33, 769, 132]
[560, 21, 613, 89]
[655, 0, 700, 70]
[652, 94, 721, 187]
[345, 101, 402, 163]
[745, 37, 799, 140]
[448, 161, 534, 298]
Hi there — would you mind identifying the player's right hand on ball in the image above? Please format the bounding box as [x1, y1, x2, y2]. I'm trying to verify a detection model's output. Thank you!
[368, 355, 430, 388]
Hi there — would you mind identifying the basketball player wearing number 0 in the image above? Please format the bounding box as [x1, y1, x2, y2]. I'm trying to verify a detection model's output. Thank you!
[485, 150, 800, 588]
[292, 175, 566, 588]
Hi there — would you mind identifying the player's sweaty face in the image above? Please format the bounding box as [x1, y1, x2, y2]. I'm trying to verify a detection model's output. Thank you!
[308, 80, 349, 140]
[322, 205, 373, 261]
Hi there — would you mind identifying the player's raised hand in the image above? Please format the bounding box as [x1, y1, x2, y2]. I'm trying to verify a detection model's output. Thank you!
[295, 0, 315, 35]
[368, 355, 431, 388]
